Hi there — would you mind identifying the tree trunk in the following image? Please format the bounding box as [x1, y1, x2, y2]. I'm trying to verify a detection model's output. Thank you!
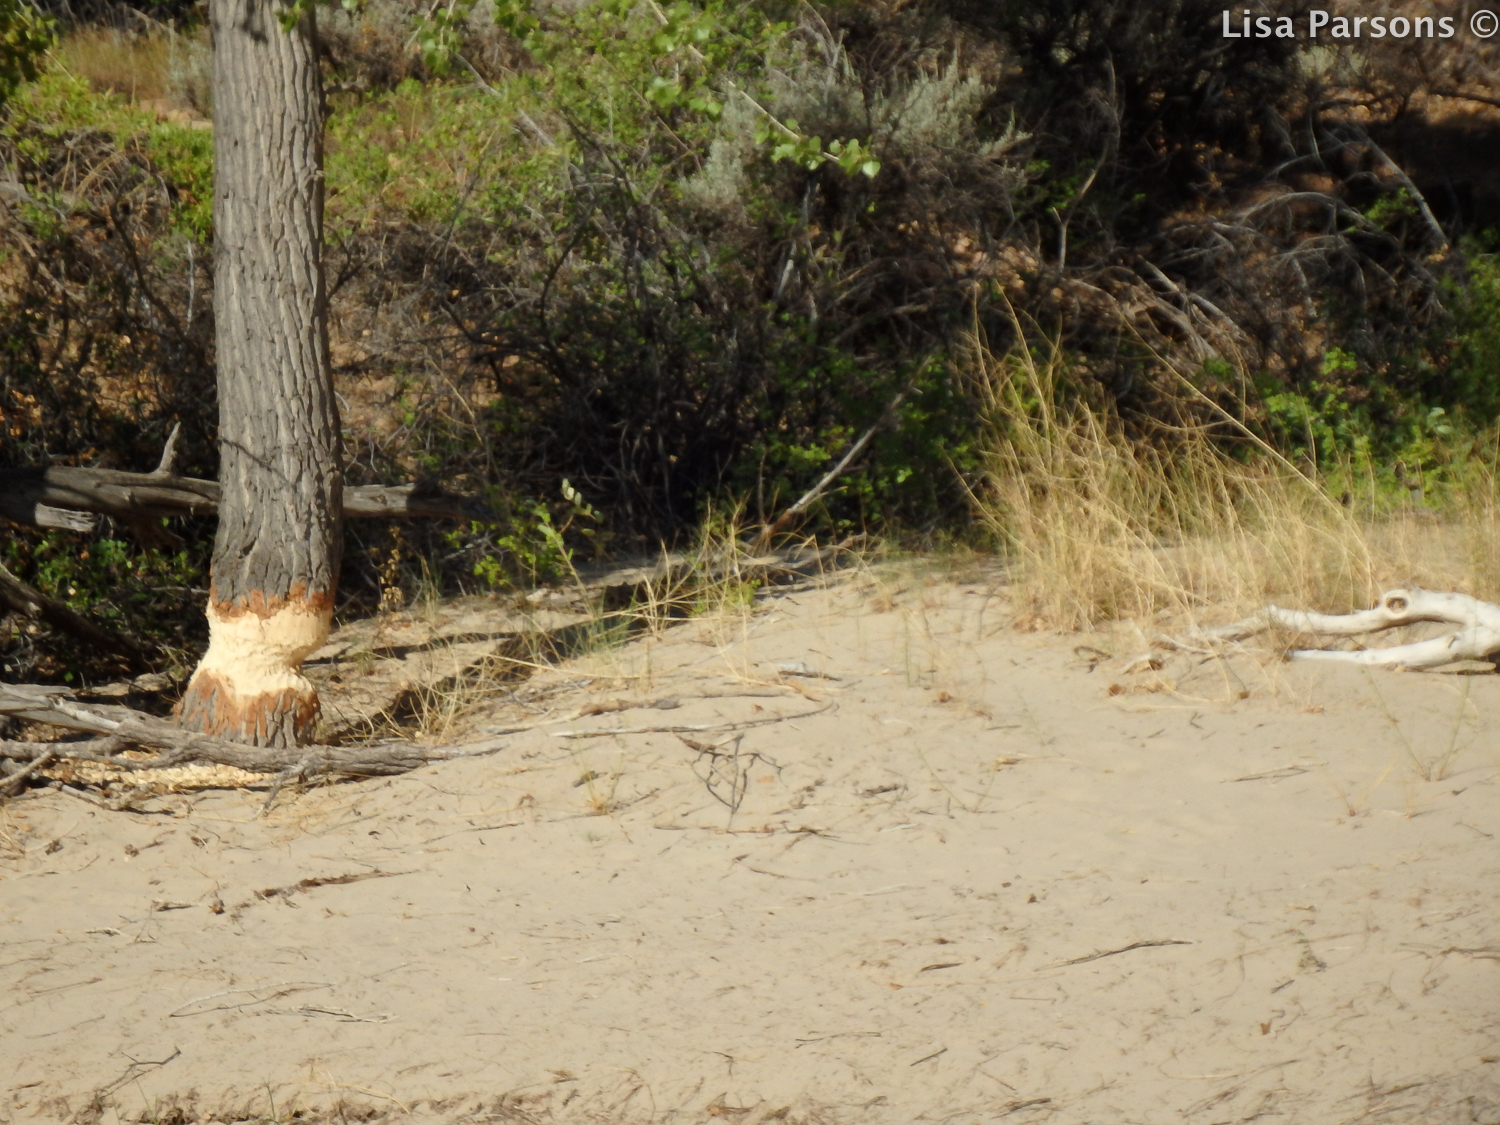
[177, 0, 341, 748]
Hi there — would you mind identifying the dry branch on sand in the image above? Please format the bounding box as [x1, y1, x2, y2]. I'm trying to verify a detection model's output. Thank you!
[0, 683, 506, 790]
[1190, 588, 1500, 670]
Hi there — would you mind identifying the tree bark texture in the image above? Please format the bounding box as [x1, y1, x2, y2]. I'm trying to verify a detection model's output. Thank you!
[177, 0, 342, 749]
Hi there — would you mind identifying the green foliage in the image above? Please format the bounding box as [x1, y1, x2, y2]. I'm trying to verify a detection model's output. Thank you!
[1, 528, 208, 679]
[1254, 351, 1470, 509]
[1364, 187, 1419, 231]
[318, 0, 1017, 541]
[0, 0, 52, 108]
[1260, 379, 1369, 467]
[457, 479, 599, 590]
[399, 0, 876, 178]
[4, 73, 214, 239]
[1438, 244, 1500, 421]
[142, 121, 214, 240]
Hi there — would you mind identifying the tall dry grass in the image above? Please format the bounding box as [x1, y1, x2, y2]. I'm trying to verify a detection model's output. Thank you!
[968, 331, 1500, 631]
[54, 26, 211, 117]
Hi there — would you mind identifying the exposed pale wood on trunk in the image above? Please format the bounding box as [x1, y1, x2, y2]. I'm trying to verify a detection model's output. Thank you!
[1190, 588, 1500, 670]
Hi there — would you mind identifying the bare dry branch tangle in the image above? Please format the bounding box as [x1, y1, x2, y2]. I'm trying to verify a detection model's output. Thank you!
[0, 685, 836, 804]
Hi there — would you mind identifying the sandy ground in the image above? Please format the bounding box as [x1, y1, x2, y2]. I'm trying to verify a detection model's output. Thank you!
[3, 566, 1499, 1125]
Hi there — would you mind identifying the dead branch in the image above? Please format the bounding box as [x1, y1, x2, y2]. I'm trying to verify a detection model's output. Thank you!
[0, 747, 58, 798]
[0, 560, 148, 661]
[341, 482, 494, 520]
[1188, 588, 1500, 670]
[0, 466, 493, 532]
[545, 700, 834, 739]
[755, 381, 915, 547]
[0, 683, 509, 786]
[1429, 88, 1500, 111]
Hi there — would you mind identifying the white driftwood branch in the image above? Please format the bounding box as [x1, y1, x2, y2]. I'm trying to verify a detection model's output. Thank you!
[1193, 588, 1500, 670]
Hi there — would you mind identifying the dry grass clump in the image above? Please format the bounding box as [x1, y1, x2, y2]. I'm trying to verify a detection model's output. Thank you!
[55, 26, 210, 117]
[367, 511, 789, 742]
[969, 333, 1500, 632]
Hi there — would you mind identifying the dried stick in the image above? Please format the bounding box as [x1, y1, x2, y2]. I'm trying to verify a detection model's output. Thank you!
[0, 748, 58, 797]
[546, 701, 834, 739]
[755, 382, 914, 545]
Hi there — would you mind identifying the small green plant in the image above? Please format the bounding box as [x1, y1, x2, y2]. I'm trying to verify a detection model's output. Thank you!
[464, 479, 598, 591]
[1364, 187, 1418, 231]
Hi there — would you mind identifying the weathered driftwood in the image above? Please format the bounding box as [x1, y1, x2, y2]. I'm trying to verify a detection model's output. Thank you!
[0, 683, 506, 782]
[1195, 588, 1500, 670]
[0, 465, 492, 532]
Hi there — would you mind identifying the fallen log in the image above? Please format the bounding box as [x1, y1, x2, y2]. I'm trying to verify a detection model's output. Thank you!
[0, 682, 507, 782]
[2, 422, 489, 533]
[0, 466, 493, 531]
[1189, 588, 1500, 670]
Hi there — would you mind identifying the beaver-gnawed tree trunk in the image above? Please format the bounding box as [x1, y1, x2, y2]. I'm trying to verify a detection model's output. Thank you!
[177, 0, 342, 748]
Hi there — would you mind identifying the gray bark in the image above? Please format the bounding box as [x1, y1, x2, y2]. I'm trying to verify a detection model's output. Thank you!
[177, 0, 343, 748]
[204, 0, 340, 611]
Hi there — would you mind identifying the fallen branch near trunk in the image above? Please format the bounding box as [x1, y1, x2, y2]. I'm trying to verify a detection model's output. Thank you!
[1187, 588, 1500, 670]
[0, 683, 508, 788]
[0, 467, 492, 529]
[0, 463, 493, 535]
[0, 560, 148, 661]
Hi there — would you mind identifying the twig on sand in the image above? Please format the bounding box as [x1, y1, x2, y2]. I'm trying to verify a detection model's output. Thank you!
[95, 1047, 182, 1098]
[997, 1098, 1053, 1117]
[546, 701, 834, 739]
[1183, 588, 1500, 670]
[1049, 939, 1194, 968]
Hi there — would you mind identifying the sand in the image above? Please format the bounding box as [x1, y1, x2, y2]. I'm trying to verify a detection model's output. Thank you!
[3, 568, 1498, 1124]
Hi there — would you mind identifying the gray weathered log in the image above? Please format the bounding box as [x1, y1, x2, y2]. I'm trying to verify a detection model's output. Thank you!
[0, 465, 490, 530]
